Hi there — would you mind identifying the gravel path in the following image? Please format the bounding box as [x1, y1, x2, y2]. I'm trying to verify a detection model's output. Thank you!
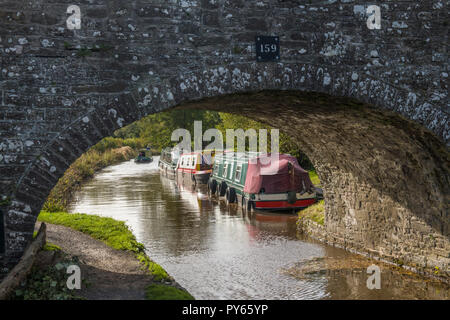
[35, 222, 155, 300]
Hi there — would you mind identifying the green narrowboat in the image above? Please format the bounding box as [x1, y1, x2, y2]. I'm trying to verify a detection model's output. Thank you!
[207, 152, 320, 212]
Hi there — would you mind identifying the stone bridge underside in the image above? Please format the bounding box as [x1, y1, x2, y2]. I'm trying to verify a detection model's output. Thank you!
[0, 0, 448, 278]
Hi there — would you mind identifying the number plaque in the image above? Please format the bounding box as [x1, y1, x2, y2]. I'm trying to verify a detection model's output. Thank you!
[256, 36, 280, 62]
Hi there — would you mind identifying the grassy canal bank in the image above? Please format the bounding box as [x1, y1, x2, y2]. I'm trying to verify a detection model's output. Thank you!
[38, 211, 170, 282]
[12, 210, 194, 300]
[299, 172, 325, 225]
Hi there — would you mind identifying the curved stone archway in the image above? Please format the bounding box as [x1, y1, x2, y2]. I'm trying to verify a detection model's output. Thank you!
[181, 91, 449, 270]
[0, 0, 448, 277]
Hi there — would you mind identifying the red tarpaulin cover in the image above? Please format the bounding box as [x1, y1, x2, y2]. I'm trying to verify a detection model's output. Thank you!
[243, 154, 313, 194]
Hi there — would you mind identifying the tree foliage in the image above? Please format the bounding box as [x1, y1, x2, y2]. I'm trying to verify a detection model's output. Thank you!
[114, 109, 221, 151]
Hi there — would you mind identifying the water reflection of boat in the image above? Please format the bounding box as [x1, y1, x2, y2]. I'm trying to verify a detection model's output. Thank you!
[175, 177, 214, 213]
[175, 169, 203, 192]
[244, 212, 299, 238]
[159, 171, 179, 193]
[160, 167, 214, 212]
[253, 212, 298, 224]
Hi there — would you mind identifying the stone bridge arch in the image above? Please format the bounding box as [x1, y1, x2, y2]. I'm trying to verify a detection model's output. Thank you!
[0, 0, 448, 278]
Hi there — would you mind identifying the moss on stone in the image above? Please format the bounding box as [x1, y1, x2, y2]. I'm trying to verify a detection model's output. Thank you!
[233, 46, 244, 54]
[43, 243, 62, 252]
[309, 170, 321, 186]
[394, 258, 405, 267]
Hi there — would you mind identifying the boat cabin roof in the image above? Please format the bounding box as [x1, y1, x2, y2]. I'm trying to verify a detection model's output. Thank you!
[214, 151, 262, 162]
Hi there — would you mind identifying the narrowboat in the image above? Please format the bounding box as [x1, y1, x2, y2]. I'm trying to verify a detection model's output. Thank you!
[208, 152, 320, 212]
[176, 150, 215, 184]
[158, 147, 179, 178]
[134, 149, 153, 164]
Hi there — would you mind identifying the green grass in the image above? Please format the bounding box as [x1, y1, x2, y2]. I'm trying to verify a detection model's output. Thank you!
[298, 200, 324, 225]
[38, 211, 169, 281]
[145, 284, 194, 300]
[43, 243, 62, 252]
[308, 170, 321, 186]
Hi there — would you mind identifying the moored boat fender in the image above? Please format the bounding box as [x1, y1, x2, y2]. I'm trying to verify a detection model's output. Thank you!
[226, 188, 237, 204]
[287, 191, 297, 204]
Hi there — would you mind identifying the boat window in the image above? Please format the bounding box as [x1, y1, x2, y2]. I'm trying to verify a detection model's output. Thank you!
[181, 157, 185, 167]
[235, 164, 242, 182]
[223, 163, 228, 178]
[191, 156, 196, 167]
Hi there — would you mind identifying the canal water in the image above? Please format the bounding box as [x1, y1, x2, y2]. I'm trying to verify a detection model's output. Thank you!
[69, 158, 449, 300]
